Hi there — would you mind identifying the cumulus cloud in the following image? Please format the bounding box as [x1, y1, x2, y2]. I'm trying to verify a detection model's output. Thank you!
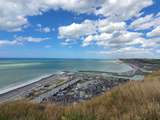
[0, 0, 153, 31]
[0, 0, 99, 31]
[58, 15, 159, 58]
[129, 13, 160, 30]
[82, 35, 95, 47]
[95, 0, 153, 21]
[98, 19, 126, 33]
[58, 19, 128, 41]
[0, 0, 39, 31]
[58, 20, 97, 41]
[58, 18, 145, 49]
[90, 31, 144, 49]
[147, 26, 160, 37]
[56, 0, 159, 58]
[0, 36, 49, 46]
[0, 0, 159, 58]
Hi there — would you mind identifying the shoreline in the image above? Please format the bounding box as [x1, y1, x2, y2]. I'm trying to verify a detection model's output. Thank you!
[0, 74, 53, 95]
[0, 60, 130, 97]
[0, 70, 66, 96]
[0, 71, 130, 103]
[0, 66, 141, 103]
[0, 59, 159, 104]
[0, 73, 59, 103]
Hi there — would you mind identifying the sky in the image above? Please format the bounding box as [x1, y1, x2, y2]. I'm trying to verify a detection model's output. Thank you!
[0, 0, 159, 59]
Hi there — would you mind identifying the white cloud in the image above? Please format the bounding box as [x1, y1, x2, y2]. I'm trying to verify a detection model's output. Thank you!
[0, 0, 153, 31]
[36, 24, 52, 33]
[97, 47, 155, 58]
[58, 20, 96, 40]
[99, 47, 151, 55]
[0, 40, 17, 46]
[93, 31, 144, 49]
[55, 0, 159, 58]
[42, 27, 51, 33]
[129, 13, 160, 30]
[0, 0, 39, 31]
[95, 33, 113, 41]
[82, 35, 95, 47]
[98, 19, 126, 33]
[95, 0, 153, 21]
[142, 38, 160, 48]
[58, 18, 148, 50]
[15, 36, 49, 43]
[0, 36, 49, 46]
[0, 0, 99, 31]
[37, 26, 51, 33]
[58, 19, 128, 43]
[147, 26, 160, 37]
[0, 0, 158, 58]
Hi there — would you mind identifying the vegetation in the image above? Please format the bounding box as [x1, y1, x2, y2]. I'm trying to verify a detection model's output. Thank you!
[0, 70, 160, 120]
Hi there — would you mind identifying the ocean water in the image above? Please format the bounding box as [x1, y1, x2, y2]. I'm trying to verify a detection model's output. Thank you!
[0, 59, 133, 93]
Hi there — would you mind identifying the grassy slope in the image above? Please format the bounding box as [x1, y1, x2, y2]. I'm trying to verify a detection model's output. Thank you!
[0, 70, 160, 120]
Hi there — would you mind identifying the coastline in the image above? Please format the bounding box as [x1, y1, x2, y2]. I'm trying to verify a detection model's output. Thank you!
[0, 73, 58, 103]
[0, 59, 159, 104]
[0, 69, 142, 103]
[0, 74, 53, 95]
[0, 68, 160, 120]
[0, 71, 130, 104]
[0, 60, 131, 101]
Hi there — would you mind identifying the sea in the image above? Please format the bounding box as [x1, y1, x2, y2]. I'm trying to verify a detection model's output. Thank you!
[0, 58, 135, 94]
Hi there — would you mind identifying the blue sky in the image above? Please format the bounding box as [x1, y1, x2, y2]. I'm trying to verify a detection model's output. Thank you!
[0, 0, 159, 58]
